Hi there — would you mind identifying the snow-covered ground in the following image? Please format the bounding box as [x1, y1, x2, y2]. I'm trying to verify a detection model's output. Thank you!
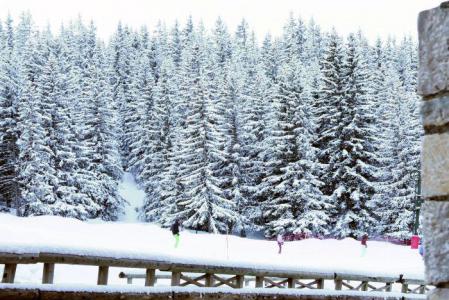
[0, 173, 426, 293]
[118, 172, 146, 222]
[0, 213, 425, 286]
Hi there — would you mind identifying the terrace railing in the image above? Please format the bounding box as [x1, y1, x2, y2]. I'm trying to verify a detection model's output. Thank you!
[0, 251, 431, 295]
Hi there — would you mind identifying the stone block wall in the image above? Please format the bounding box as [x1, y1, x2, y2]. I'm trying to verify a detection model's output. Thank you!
[418, 2, 449, 299]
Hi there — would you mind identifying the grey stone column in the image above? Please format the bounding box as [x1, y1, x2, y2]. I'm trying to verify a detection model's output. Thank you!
[418, 2, 449, 299]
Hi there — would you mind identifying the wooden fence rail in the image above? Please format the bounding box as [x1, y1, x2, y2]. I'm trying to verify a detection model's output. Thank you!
[0, 251, 432, 295]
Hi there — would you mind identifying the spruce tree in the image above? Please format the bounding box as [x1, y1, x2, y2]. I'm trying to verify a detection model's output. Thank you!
[331, 33, 377, 237]
[0, 31, 20, 209]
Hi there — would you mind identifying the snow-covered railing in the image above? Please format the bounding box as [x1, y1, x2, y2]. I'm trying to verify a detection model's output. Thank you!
[0, 251, 431, 295]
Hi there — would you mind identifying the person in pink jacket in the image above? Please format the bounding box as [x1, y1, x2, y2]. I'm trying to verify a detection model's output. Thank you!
[360, 234, 368, 257]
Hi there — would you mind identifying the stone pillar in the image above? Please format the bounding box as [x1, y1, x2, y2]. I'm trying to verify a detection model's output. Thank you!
[418, 2, 449, 299]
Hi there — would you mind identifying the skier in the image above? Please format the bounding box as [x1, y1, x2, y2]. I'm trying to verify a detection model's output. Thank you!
[277, 231, 285, 254]
[418, 240, 424, 258]
[360, 234, 368, 257]
[171, 219, 181, 248]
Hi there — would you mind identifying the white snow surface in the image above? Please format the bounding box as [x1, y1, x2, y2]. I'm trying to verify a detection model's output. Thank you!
[118, 172, 146, 222]
[0, 213, 426, 289]
[0, 283, 426, 299]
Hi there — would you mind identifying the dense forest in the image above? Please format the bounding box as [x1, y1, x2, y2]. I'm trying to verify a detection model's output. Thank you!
[0, 13, 421, 239]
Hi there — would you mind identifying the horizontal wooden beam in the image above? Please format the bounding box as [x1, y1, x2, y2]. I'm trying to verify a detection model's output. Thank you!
[38, 252, 171, 270]
[0, 285, 414, 300]
[0, 252, 38, 264]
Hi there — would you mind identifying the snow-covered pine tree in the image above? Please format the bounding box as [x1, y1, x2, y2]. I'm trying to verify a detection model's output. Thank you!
[151, 21, 169, 82]
[147, 58, 181, 225]
[258, 62, 299, 237]
[0, 17, 20, 210]
[109, 23, 136, 169]
[16, 37, 59, 216]
[260, 34, 279, 82]
[174, 28, 238, 233]
[127, 52, 155, 179]
[0, 20, 4, 50]
[373, 63, 421, 238]
[14, 13, 33, 60]
[368, 38, 393, 235]
[49, 33, 99, 218]
[372, 63, 408, 237]
[151, 19, 199, 226]
[131, 53, 168, 222]
[315, 29, 345, 203]
[304, 18, 324, 63]
[61, 21, 109, 219]
[4, 15, 14, 51]
[291, 61, 330, 236]
[209, 17, 264, 234]
[123, 31, 148, 172]
[169, 21, 182, 68]
[259, 19, 303, 236]
[226, 28, 267, 234]
[84, 44, 124, 220]
[368, 35, 422, 239]
[331, 33, 378, 238]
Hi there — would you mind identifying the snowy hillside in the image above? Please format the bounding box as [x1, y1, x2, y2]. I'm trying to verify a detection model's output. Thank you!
[0, 213, 424, 287]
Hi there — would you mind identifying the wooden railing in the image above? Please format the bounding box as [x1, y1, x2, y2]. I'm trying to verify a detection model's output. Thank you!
[0, 251, 431, 295]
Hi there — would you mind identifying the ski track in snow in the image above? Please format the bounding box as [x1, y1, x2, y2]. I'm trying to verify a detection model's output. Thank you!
[117, 172, 146, 222]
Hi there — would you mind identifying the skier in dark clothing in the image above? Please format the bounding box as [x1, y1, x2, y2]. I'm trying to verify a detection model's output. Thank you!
[171, 219, 181, 248]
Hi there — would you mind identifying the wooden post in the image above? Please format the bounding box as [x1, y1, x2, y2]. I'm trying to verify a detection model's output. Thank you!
[1, 264, 17, 283]
[316, 278, 324, 289]
[287, 278, 294, 288]
[205, 273, 215, 287]
[361, 281, 368, 291]
[145, 269, 155, 286]
[235, 275, 244, 288]
[171, 271, 181, 286]
[401, 283, 409, 293]
[42, 263, 55, 284]
[255, 276, 264, 288]
[97, 266, 109, 285]
[385, 282, 392, 292]
[334, 279, 342, 290]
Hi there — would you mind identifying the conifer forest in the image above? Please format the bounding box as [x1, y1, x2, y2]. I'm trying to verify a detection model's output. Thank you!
[0, 14, 421, 239]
